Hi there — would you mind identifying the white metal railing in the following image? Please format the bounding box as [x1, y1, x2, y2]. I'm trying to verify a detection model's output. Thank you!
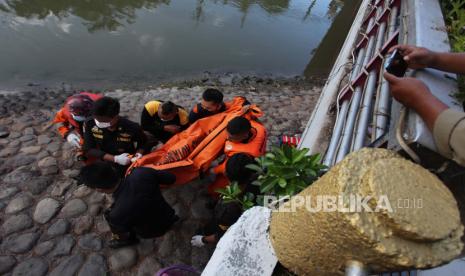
[319, 0, 401, 166]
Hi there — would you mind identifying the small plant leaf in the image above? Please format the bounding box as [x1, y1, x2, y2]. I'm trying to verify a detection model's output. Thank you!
[292, 148, 309, 163]
[278, 178, 287, 188]
[246, 163, 263, 173]
[260, 177, 279, 193]
[282, 144, 293, 160]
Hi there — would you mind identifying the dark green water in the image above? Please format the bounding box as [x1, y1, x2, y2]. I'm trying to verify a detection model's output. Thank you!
[0, 0, 356, 89]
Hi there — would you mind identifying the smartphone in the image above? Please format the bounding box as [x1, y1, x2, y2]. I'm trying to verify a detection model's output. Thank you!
[384, 49, 408, 77]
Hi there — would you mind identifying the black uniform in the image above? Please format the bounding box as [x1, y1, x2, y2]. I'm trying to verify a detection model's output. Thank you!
[105, 167, 177, 238]
[141, 101, 189, 143]
[201, 181, 260, 240]
[202, 200, 243, 240]
[83, 117, 146, 158]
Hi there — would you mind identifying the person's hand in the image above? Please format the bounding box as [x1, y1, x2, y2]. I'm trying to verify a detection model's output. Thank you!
[384, 72, 448, 130]
[383, 72, 433, 108]
[131, 153, 143, 163]
[66, 132, 81, 148]
[389, 45, 436, 70]
[164, 125, 181, 134]
[114, 153, 132, 166]
[191, 235, 205, 247]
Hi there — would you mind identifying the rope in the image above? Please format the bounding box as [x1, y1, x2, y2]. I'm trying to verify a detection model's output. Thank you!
[396, 107, 421, 163]
[362, 68, 370, 77]
[372, 52, 387, 141]
[325, 50, 357, 165]
[433, 161, 449, 174]
[359, 32, 370, 42]
[374, 110, 391, 117]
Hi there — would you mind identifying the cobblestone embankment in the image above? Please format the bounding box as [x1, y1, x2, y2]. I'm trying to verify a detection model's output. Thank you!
[0, 82, 321, 275]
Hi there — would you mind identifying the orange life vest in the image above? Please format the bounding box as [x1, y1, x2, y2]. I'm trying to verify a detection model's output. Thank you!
[224, 120, 267, 158]
[212, 120, 267, 176]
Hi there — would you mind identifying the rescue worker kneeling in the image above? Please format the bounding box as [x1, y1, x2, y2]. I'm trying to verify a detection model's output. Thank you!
[189, 88, 250, 124]
[141, 100, 189, 149]
[84, 97, 146, 176]
[189, 88, 227, 124]
[208, 116, 267, 196]
[53, 92, 102, 160]
[79, 161, 179, 249]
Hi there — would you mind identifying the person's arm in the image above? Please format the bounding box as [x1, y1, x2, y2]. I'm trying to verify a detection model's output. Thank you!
[179, 109, 190, 130]
[53, 109, 72, 139]
[132, 123, 147, 154]
[140, 108, 164, 134]
[433, 109, 465, 166]
[383, 72, 448, 130]
[189, 104, 201, 124]
[384, 72, 465, 166]
[430, 52, 465, 75]
[203, 234, 218, 244]
[391, 45, 465, 75]
[83, 121, 112, 160]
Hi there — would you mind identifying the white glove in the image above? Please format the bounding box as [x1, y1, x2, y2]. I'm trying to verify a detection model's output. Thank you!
[66, 133, 81, 148]
[114, 153, 131, 166]
[131, 153, 143, 163]
[191, 235, 205, 247]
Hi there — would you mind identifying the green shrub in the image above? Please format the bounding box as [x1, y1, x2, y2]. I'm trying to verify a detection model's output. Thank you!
[217, 145, 326, 208]
[216, 182, 255, 211]
[440, 0, 465, 102]
[247, 145, 326, 197]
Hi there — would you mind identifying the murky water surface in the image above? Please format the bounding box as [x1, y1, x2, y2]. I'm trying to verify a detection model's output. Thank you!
[0, 0, 357, 89]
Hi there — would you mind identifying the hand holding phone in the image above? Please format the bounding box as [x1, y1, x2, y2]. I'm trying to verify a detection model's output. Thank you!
[385, 49, 408, 77]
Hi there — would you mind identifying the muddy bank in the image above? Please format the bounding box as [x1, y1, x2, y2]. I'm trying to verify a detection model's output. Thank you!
[1, 73, 326, 94]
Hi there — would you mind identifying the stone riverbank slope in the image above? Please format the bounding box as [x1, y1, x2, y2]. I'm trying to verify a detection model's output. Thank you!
[0, 81, 321, 275]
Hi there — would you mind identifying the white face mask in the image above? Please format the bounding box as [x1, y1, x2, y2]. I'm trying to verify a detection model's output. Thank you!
[94, 119, 112, 129]
[71, 114, 87, 122]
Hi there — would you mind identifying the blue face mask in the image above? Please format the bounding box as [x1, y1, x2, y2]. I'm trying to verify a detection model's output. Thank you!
[72, 114, 87, 122]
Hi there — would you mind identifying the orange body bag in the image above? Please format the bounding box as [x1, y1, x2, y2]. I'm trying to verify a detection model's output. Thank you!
[128, 97, 264, 186]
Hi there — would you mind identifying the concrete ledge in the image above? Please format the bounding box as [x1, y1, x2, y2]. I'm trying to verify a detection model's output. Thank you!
[202, 207, 277, 276]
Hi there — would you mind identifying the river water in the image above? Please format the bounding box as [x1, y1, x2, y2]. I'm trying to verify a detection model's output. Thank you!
[0, 0, 360, 89]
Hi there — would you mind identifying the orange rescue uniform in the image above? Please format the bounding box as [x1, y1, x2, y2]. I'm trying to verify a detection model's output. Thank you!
[208, 119, 267, 196]
[53, 92, 102, 139]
